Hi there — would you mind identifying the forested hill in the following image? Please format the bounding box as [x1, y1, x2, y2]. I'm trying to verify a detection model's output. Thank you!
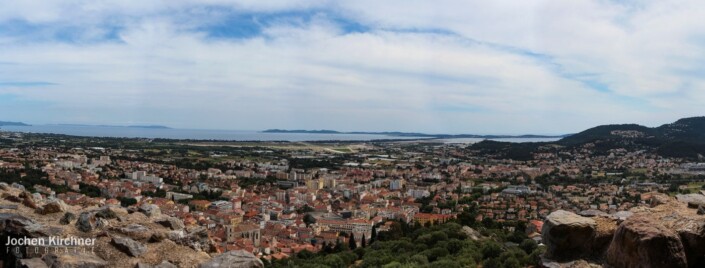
[470, 116, 705, 160]
[557, 116, 705, 145]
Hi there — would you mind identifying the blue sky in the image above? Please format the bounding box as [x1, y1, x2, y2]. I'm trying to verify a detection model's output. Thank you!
[1, 0, 704, 134]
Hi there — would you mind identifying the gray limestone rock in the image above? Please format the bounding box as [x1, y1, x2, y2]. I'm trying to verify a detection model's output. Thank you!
[198, 250, 264, 268]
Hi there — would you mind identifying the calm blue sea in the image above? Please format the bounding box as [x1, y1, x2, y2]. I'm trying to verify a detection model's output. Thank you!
[0, 125, 423, 141]
[0, 125, 560, 143]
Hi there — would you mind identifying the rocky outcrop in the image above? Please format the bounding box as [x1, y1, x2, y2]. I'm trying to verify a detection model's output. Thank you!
[677, 194, 705, 208]
[0, 182, 10, 191]
[611, 211, 633, 222]
[149, 231, 168, 242]
[96, 217, 111, 229]
[606, 215, 688, 268]
[155, 216, 185, 231]
[112, 236, 148, 257]
[198, 250, 264, 268]
[174, 227, 217, 252]
[461, 226, 483, 241]
[651, 194, 671, 207]
[19, 191, 39, 209]
[543, 193, 705, 268]
[116, 224, 153, 240]
[0, 213, 63, 238]
[76, 206, 128, 232]
[77, 211, 96, 232]
[42, 252, 109, 267]
[542, 210, 597, 261]
[137, 261, 178, 268]
[1, 185, 215, 268]
[675, 215, 705, 267]
[37, 199, 68, 215]
[18, 258, 48, 268]
[578, 209, 608, 217]
[541, 258, 602, 268]
[4, 191, 40, 210]
[96, 205, 128, 220]
[60, 212, 76, 225]
[139, 204, 161, 217]
[591, 216, 618, 256]
[3, 192, 22, 202]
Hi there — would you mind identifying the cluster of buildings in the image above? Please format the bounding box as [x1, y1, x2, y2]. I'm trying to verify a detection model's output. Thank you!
[0, 131, 701, 260]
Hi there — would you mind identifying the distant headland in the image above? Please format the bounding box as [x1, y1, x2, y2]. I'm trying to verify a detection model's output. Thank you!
[0, 121, 30, 126]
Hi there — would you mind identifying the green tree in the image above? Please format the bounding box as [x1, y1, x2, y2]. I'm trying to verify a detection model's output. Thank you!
[381, 261, 403, 268]
[296, 250, 315, 259]
[303, 214, 316, 227]
[483, 258, 502, 268]
[519, 239, 537, 254]
[119, 197, 137, 207]
[421, 247, 449, 262]
[501, 256, 521, 268]
[322, 242, 334, 254]
[427, 260, 462, 268]
[349, 234, 357, 250]
[482, 242, 503, 259]
[321, 255, 345, 268]
[409, 254, 428, 265]
[333, 238, 347, 252]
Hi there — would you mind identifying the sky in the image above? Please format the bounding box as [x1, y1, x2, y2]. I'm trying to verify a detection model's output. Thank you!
[1, 0, 705, 134]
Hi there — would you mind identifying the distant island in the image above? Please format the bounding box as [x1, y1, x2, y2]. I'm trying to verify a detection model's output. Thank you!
[262, 129, 567, 139]
[0, 121, 30, 126]
[126, 125, 171, 129]
[264, 129, 340, 134]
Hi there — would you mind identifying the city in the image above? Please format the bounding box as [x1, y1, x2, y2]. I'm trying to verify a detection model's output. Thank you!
[2, 118, 705, 267]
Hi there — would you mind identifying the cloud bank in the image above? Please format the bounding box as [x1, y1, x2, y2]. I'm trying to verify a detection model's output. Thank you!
[1, 0, 704, 134]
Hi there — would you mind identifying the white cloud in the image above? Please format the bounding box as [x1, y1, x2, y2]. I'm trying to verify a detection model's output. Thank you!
[1, 0, 704, 133]
[337, 0, 705, 98]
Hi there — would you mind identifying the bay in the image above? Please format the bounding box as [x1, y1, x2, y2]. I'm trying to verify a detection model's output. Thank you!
[0, 125, 422, 141]
[0, 125, 561, 143]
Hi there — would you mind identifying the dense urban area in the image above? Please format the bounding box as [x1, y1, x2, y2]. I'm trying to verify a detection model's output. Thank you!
[2, 118, 705, 268]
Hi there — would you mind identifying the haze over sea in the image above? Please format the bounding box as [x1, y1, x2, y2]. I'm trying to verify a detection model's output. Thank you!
[0, 124, 559, 143]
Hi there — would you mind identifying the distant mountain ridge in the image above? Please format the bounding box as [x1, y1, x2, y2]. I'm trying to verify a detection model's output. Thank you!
[657, 117, 705, 143]
[557, 116, 705, 144]
[557, 116, 705, 158]
[471, 116, 705, 159]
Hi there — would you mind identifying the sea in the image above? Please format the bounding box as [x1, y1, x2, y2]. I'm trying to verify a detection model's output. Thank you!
[0, 125, 560, 143]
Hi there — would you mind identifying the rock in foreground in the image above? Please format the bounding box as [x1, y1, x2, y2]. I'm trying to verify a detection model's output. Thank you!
[542, 210, 597, 261]
[199, 250, 264, 268]
[606, 215, 688, 268]
[112, 236, 148, 257]
[42, 252, 109, 268]
[542, 193, 705, 268]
